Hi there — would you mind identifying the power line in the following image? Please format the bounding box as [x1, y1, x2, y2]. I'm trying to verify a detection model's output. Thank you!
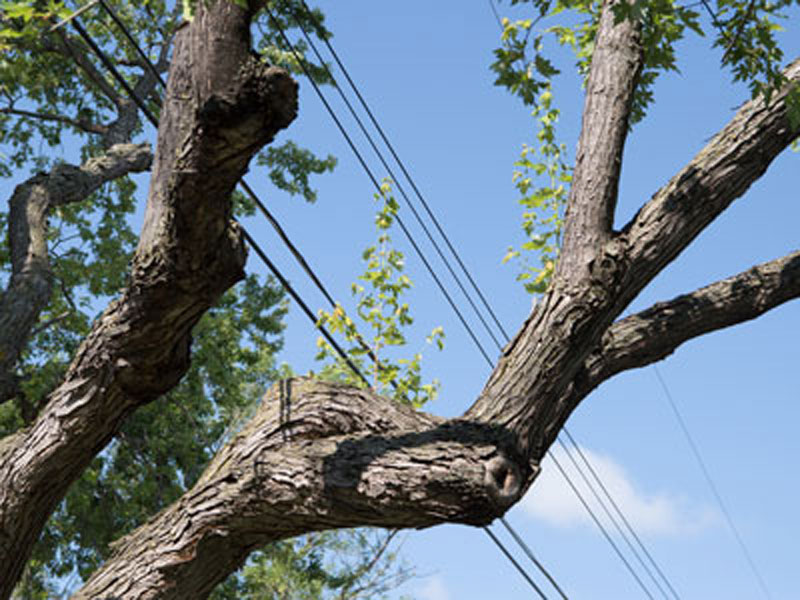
[263, 5, 497, 367]
[282, 4, 674, 597]
[652, 366, 772, 599]
[561, 428, 680, 600]
[556, 435, 671, 599]
[264, 6, 575, 596]
[550, 452, 655, 600]
[499, 517, 569, 600]
[292, 0, 510, 349]
[63, 8, 557, 598]
[484, 527, 549, 599]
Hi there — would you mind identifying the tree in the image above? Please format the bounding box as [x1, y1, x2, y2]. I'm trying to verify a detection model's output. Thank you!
[1, 0, 798, 598]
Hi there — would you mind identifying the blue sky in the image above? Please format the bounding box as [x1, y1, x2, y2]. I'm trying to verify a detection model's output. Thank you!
[3, 1, 798, 598]
[239, 2, 800, 599]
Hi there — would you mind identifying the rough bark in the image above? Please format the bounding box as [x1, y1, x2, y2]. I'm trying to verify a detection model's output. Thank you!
[558, 0, 643, 285]
[582, 249, 800, 388]
[620, 57, 800, 305]
[76, 378, 532, 599]
[0, 1, 297, 596]
[1, 0, 798, 597]
[0, 144, 152, 409]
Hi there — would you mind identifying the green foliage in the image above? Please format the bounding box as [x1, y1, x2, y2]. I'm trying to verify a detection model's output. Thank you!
[1, 1, 410, 597]
[212, 530, 413, 600]
[0, 0, 70, 52]
[492, 0, 800, 123]
[257, 140, 337, 203]
[315, 181, 444, 408]
[492, 0, 800, 295]
[503, 86, 569, 294]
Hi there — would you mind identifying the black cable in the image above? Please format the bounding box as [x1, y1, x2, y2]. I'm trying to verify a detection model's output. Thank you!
[68, 17, 160, 126]
[290, 9, 506, 353]
[237, 180, 399, 387]
[241, 228, 371, 388]
[96, 0, 166, 88]
[557, 436, 669, 599]
[295, 0, 512, 345]
[484, 527, 549, 600]
[550, 452, 656, 600]
[263, 5, 496, 368]
[499, 517, 569, 600]
[561, 429, 681, 599]
[653, 366, 772, 599]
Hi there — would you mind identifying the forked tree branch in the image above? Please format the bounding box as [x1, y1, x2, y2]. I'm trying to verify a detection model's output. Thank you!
[557, 0, 643, 285]
[0, 143, 153, 409]
[0, 1, 297, 594]
[581, 249, 800, 390]
[619, 57, 800, 307]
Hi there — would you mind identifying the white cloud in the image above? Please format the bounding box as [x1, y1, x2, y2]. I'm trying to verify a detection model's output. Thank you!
[520, 445, 718, 536]
[417, 575, 451, 600]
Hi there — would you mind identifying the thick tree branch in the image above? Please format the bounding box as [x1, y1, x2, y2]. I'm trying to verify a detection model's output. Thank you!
[557, 0, 643, 285]
[72, 244, 800, 598]
[0, 1, 297, 595]
[465, 57, 800, 454]
[0, 143, 153, 409]
[619, 58, 800, 306]
[75, 378, 532, 599]
[582, 249, 800, 389]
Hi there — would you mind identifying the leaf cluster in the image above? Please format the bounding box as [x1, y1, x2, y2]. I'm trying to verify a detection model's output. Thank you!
[492, 0, 800, 295]
[315, 181, 444, 408]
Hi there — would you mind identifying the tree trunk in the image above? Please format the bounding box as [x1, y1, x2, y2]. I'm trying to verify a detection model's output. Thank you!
[1, 1, 800, 598]
[0, 2, 296, 596]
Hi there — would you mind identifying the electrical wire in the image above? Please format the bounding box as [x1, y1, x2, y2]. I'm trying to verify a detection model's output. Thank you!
[298, 0, 513, 344]
[499, 517, 569, 600]
[550, 452, 655, 600]
[65, 8, 556, 598]
[484, 527, 549, 599]
[263, 5, 496, 367]
[561, 428, 680, 600]
[652, 366, 772, 599]
[290, 7, 507, 353]
[556, 435, 670, 599]
[278, 5, 675, 597]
